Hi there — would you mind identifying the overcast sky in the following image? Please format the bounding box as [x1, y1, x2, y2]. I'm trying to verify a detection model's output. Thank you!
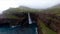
[0, 0, 60, 13]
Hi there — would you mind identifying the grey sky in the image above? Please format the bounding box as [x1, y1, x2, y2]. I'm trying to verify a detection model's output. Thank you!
[0, 0, 60, 13]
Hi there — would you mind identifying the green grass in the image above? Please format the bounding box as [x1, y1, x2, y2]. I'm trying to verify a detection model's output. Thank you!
[40, 21, 57, 34]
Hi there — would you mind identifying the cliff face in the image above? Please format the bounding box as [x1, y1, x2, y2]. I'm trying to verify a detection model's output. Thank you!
[0, 13, 37, 27]
[37, 13, 60, 34]
[0, 12, 60, 34]
[0, 13, 27, 27]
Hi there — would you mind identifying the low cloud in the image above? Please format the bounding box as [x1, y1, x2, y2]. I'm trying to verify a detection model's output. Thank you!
[0, 0, 60, 13]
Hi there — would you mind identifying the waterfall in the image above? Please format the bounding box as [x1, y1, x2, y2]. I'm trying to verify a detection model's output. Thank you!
[35, 28, 38, 34]
[28, 13, 32, 24]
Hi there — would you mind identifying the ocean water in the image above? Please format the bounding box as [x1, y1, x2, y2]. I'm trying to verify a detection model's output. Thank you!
[0, 24, 37, 34]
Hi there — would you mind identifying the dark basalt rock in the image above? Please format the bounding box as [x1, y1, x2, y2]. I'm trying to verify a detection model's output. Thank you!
[0, 12, 38, 28]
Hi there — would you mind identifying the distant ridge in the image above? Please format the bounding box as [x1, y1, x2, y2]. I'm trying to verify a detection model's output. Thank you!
[19, 6, 31, 9]
[49, 4, 60, 9]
